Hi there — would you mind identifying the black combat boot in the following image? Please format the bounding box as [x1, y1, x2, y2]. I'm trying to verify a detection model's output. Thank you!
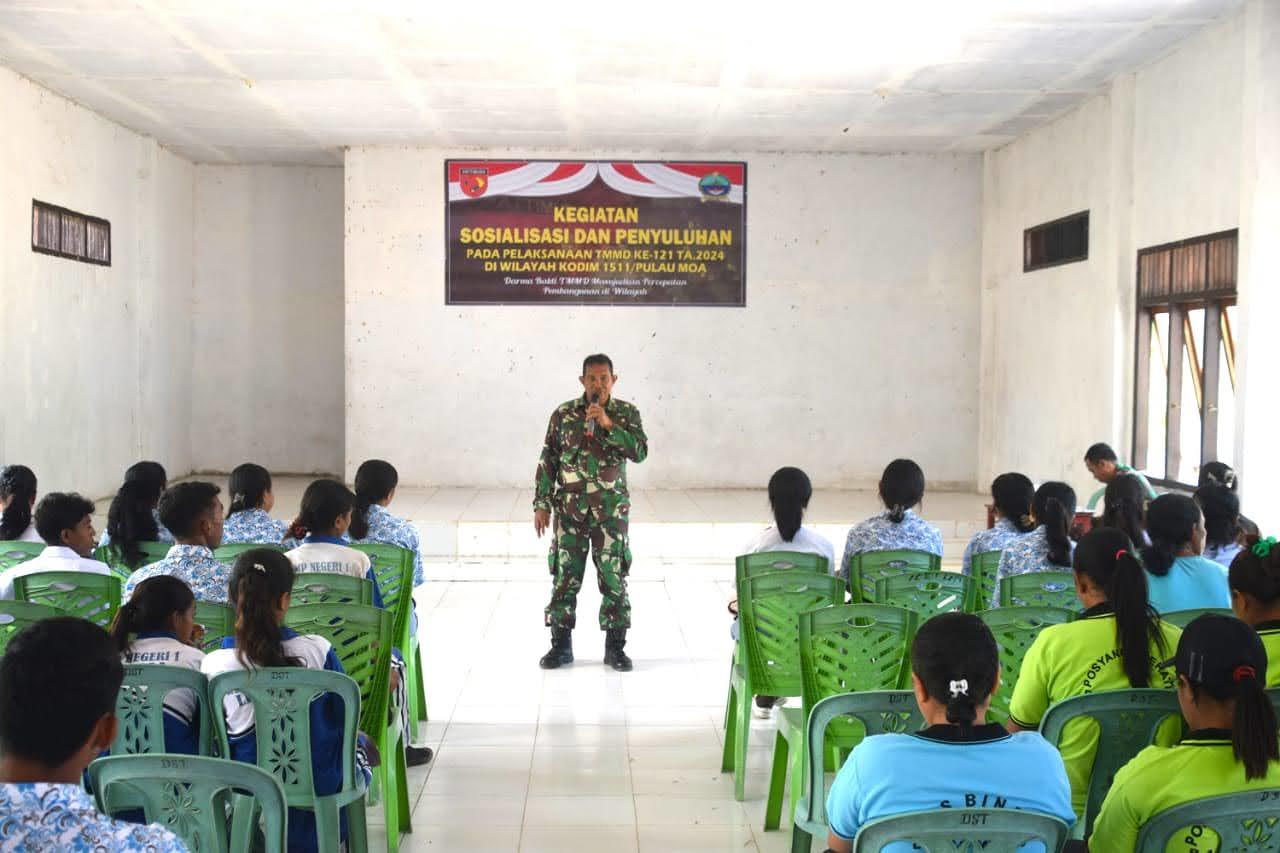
[603, 628, 633, 672]
[539, 627, 574, 669]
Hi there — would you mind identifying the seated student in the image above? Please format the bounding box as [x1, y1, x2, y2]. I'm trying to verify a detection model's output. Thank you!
[1141, 493, 1231, 613]
[0, 617, 185, 851]
[0, 492, 113, 599]
[0, 464, 40, 543]
[1083, 442, 1157, 511]
[825, 612, 1074, 853]
[286, 478, 385, 608]
[962, 472, 1035, 577]
[221, 463, 288, 545]
[1090, 613, 1280, 851]
[124, 482, 229, 604]
[202, 550, 376, 852]
[109, 576, 205, 755]
[100, 461, 174, 569]
[991, 482, 1076, 609]
[1007, 527, 1181, 816]
[1197, 483, 1243, 567]
[1227, 535, 1280, 686]
[1200, 461, 1260, 540]
[841, 459, 943, 580]
[350, 459, 426, 587]
[1099, 473, 1149, 547]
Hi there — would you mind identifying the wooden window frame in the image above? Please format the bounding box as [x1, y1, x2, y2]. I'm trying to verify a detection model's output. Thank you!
[1023, 210, 1090, 273]
[30, 200, 111, 267]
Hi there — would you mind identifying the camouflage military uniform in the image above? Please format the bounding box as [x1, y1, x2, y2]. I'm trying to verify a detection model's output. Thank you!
[536, 395, 647, 631]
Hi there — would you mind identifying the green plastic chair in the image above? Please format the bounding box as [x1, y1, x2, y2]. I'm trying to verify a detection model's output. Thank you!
[970, 550, 1003, 612]
[999, 571, 1079, 610]
[736, 551, 830, 582]
[292, 573, 375, 607]
[1135, 788, 1280, 852]
[721, 569, 844, 802]
[114, 664, 212, 756]
[13, 570, 121, 628]
[768, 603, 917, 829]
[213, 542, 287, 564]
[791, 691, 924, 852]
[195, 602, 234, 653]
[1270, 687, 1280, 718]
[977, 607, 1075, 723]
[0, 601, 61, 655]
[852, 808, 1071, 852]
[1160, 608, 1234, 628]
[0, 541, 46, 570]
[351, 543, 426, 731]
[89, 754, 288, 853]
[208, 667, 368, 853]
[848, 549, 941, 603]
[286, 602, 409, 851]
[95, 541, 172, 573]
[1040, 688, 1183, 839]
[872, 570, 977, 618]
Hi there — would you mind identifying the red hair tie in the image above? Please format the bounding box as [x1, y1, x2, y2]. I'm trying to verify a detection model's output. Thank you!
[1233, 665, 1256, 683]
[1115, 549, 1128, 560]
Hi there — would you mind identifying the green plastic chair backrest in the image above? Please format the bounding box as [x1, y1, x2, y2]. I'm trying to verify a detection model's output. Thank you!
[798, 691, 924, 833]
[285, 602, 392, 736]
[113, 664, 211, 756]
[195, 602, 234, 654]
[1270, 688, 1280, 718]
[999, 571, 1079, 609]
[213, 542, 287, 564]
[735, 551, 829, 583]
[1039, 689, 1183, 838]
[852, 808, 1071, 852]
[970, 550, 1003, 611]
[0, 541, 46, 570]
[976, 606, 1075, 721]
[1160, 608, 1234, 629]
[0, 601, 61, 655]
[849, 550, 941, 603]
[291, 573, 374, 607]
[736, 569, 844, 697]
[349, 543, 414, 636]
[873, 571, 976, 618]
[208, 667, 361, 805]
[1135, 788, 1280, 852]
[13, 570, 121, 628]
[89, 754, 288, 853]
[95, 541, 172, 572]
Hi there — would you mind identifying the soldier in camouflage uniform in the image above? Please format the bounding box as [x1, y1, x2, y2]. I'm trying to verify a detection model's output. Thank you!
[534, 353, 648, 671]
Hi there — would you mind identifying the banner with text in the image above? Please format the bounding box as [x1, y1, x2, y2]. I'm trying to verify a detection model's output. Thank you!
[445, 160, 746, 306]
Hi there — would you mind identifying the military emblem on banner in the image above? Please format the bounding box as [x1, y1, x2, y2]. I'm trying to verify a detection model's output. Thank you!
[460, 167, 489, 198]
[698, 172, 731, 198]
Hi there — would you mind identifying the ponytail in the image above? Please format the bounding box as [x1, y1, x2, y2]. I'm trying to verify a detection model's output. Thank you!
[767, 467, 812, 543]
[0, 465, 37, 541]
[1142, 494, 1201, 577]
[108, 600, 141, 653]
[108, 576, 195, 654]
[228, 550, 299, 669]
[226, 463, 272, 519]
[349, 495, 372, 541]
[1101, 475, 1148, 550]
[1232, 671, 1279, 780]
[1196, 484, 1241, 551]
[1034, 482, 1077, 568]
[910, 612, 999, 738]
[1075, 528, 1166, 687]
[106, 480, 162, 569]
[991, 472, 1035, 534]
[352, 460, 398, 541]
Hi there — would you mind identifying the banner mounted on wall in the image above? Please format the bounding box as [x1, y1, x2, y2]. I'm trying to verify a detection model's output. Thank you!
[445, 160, 746, 306]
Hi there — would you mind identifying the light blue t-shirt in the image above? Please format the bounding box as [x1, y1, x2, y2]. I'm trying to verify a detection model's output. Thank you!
[1145, 554, 1231, 614]
[826, 724, 1075, 851]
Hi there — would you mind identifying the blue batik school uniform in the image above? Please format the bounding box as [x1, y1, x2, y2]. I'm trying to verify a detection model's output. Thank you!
[121, 631, 206, 755]
[202, 627, 371, 852]
[826, 723, 1074, 852]
[99, 508, 174, 549]
[353, 504, 426, 587]
[962, 517, 1031, 577]
[991, 526, 1075, 608]
[124, 544, 231, 604]
[841, 510, 943, 580]
[221, 508, 289, 545]
[1145, 555, 1231, 614]
[0, 783, 185, 852]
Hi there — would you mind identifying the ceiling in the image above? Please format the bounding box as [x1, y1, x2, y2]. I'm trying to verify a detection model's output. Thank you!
[0, 0, 1244, 165]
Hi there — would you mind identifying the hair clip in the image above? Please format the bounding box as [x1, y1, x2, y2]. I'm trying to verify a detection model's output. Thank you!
[1253, 537, 1277, 559]
[1115, 549, 1128, 560]
[949, 679, 968, 698]
[252, 563, 267, 574]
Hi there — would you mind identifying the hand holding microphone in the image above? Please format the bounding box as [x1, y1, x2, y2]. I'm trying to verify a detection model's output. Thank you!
[585, 392, 601, 437]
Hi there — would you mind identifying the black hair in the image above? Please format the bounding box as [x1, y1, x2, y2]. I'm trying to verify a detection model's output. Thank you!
[879, 459, 926, 524]
[228, 549, 299, 670]
[0, 616, 124, 767]
[1196, 484, 1241, 551]
[106, 461, 168, 568]
[34, 492, 96, 546]
[582, 353, 614, 375]
[991, 473, 1035, 533]
[1101, 475, 1148, 550]
[0, 465, 37, 541]
[226, 463, 273, 519]
[1229, 535, 1280, 608]
[109, 576, 195, 653]
[767, 467, 812, 542]
[1142, 493, 1202, 577]
[352, 460, 398, 541]
[1085, 443, 1118, 464]
[1200, 461, 1238, 492]
[1074, 527, 1167, 687]
[1034, 481, 1077, 568]
[158, 481, 221, 540]
[290, 478, 355, 541]
[911, 613, 999, 736]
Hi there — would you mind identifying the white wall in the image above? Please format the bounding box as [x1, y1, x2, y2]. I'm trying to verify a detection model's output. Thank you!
[191, 166, 344, 475]
[0, 66, 194, 499]
[346, 148, 983, 490]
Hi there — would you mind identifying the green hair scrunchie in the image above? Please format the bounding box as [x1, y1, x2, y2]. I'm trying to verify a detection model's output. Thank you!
[1253, 536, 1278, 558]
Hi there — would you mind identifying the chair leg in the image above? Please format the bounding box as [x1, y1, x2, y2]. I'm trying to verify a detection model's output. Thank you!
[395, 743, 412, 834]
[346, 796, 369, 853]
[381, 761, 400, 853]
[733, 686, 751, 802]
[764, 729, 789, 830]
[787, 732, 805, 828]
[314, 801, 341, 853]
[720, 682, 738, 773]
[413, 649, 428, 723]
[791, 826, 813, 853]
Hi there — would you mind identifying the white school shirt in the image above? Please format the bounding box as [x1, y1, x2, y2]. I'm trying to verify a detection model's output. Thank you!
[0, 522, 42, 544]
[286, 540, 373, 580]
[742, 525, 837, 572]
[201, 632, 335, 737]
[123, 633, 206, 726]
[0, 546, 113, 600]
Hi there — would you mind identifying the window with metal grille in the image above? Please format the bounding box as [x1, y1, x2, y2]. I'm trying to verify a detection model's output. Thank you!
[1023, 211, 1089, 272]
[31, 200, 110, 266]
[1133, 229, 1237, 487]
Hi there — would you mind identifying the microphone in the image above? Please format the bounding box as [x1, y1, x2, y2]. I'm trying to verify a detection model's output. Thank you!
[585, 392, 600, 437]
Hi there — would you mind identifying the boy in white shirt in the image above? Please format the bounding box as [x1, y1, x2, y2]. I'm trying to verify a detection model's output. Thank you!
[0, 493, 112, 599]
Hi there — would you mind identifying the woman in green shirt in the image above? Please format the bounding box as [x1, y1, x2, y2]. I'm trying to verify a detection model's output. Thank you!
[1228, 534, 1280, 686]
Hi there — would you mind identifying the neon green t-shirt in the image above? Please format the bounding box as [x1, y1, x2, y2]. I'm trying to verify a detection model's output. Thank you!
[1090, 731, 1280, 852]
[1255, 622, 1280, 687]
[1007, 604, 1182, 814]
